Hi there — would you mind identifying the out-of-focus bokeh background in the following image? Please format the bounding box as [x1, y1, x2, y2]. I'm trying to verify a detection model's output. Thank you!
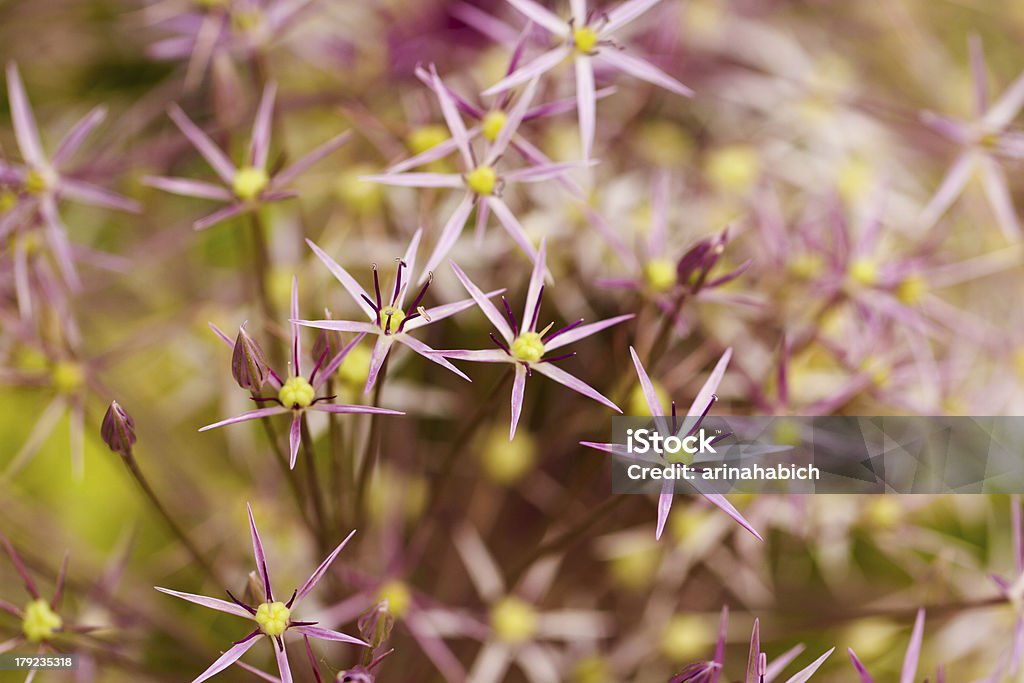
[2, 0, 1024, 681]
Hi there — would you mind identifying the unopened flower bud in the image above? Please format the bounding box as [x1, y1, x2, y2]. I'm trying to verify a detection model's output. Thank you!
[357, 601, 395, 650]
[101, 401, 136, 455]
[232, 324, 269, 391]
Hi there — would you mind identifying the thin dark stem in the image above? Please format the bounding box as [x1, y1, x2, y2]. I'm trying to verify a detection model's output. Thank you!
[300, 415, 330, 552]
[248, 212, 278, 353]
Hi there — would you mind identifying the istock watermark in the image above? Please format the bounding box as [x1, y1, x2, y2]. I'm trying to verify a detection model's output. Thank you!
[606, 416, 1024, 495]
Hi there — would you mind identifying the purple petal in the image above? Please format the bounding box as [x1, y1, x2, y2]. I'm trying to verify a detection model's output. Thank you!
[575, 57, 596, 161]
[984, 70, 1024, 130]
[199, 407, 288, 431]
[396, 228, 423, 307]
[305, 239, 377, 320]
[523, 238, 547, 331]
[510, 363, 528, 439]
[387, 136, 464, 174]
[291, 625, 368, 647]
[847, 649, 874, 683]
[59, 179, 142, 213]
[483, 46, 573, 96]
[685, 348, 732, 420]
[398, 336, 472, 382]
[628, 346, 664, 417]
[295, 529, 357, 604]
[765, 644, 805, 683]
[295, 319, 379, 334]
[969, 35, 989, 117]
[251, 82, 277, 169]
[531, 362, 620, 412]
[696, 489, 762, 538]
[363, 336, 393, 394]
[485, 76, 539, 165]
[289, 412, 301, 470]
[502, 161, 586, 184]
[403, 289, 505, 332]
[6, 62, 45, 166]
[246, 503, 274, 599]
[274, 639, 293, 683]
[193, 635, 263, 683]
[918, 152, 973, 230]
[430, 349, 510, 363]
[271, 131, 352, 190]
[450, 262, 514, 342]
[144, 175, 233, 201]
[978, 154, 1021, 239]
[655, 483, 673, 540]
[506, 0, 568, 36]
[360, 172, 463, 188]
[487, 197, 538, 266]
[314, 332, 367, 390]
[570, 0, 586, 24]
[784, 648, 834, 683]
[597, 49, 693, 97]
[543, 314, 634, 352]
[899, 609, 925, 683]
[39, 197, 79, 290]
[154, 587, 255, 620]
[290, 277, 301, 375]
[53, 106, 106, 167]
[429, 66, 474, 168]
[169, 104, 236, 183]
[604, 0, 663, 33]
[420, 193, 475, 276]
[310, 404, 403, 416]
[194, 203, 247, 231]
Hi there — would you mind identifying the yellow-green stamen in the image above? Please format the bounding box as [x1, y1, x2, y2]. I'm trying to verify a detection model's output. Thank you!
[379, 305, 406, 333]
[254, 601, 290, 637]
[573, 26, 599, 54]
[278, 376, 315, 409]
[52, 361, 84, 394]
[232, 166, 269, 201]
[490, 596, 537, 644]
[643, 259, 677, 292]
[848, 259, 879, 287]
[511, 332, 545, 363]
[23, 599, 62, 643]
[24, 168, 56, 195]
[482, 111, 508, 143]
[465, 165, 497, 195]
[376, 580, 412, 618]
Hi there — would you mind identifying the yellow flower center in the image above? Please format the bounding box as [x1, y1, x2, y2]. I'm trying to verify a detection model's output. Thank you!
[705, 145, 760, 192]
[572, 655, 613, 683]
[859, 356, 890, 388]
[787, 253, 824, 280]
[337, 344, 372, 386]
[660, 614, 712, 663]
[643, 259, 677, 292]
[376, 580, 412, 618]
[379, 305, 406, 333]
[510, 332, 545, 363]
[896, 274, 927, 305]
[480, 427, 536, 484]
[848, 259, 879, 287]
[232, 166, 269, 201]
[254, 601, 290, 637]
[408, 125, 449, 154]
[490, 596, 537, 644]
[52, 361, 84, 394]
[482, 111, 508, 143]
[278, 376, 315, 409]
[465, 165, 497, 195]
[572, 26, 599, 54]
[231, 8, 264, 31]
[0, 188, 16, 213]
[23, 599, 62, 643]
[24, 167, 56, 194]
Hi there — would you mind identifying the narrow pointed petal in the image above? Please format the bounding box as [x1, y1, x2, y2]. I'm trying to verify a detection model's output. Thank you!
[467, 642, 513, 683]
[710, 605, 729, 683]
[271, 131, 352, 189]
[53, 106, 106, 166]
[6, 63, 45, 166]
[193, 203, 247, 231]
[984, 70, 1024, 130]
[506, 0, 568, 36]
[199, 407, 288, 431]
[628, 346, 664, 416]
[387, 136, 463, 174]
[597, 49, 693, 96]
[655, 483, 673, 540]
[486, 197, 539, 263]
[532, 362, 620, 412]
[247, 503, 274, 599]
[978, 154, 1022, 239]
[193, 636, 263, 683]
[274, 640, 293, 683]
[485, 76, 539, 165]
[51, 550, 69, 610]
[918, 152, 974, 230]
[450, 262, 514, 342]
[39, 197, 79, 290]
[315, 333, 368, 390]
[295, 529, 357, 603]
[363, 336, 393, 394]
[60, 179, 142, 212]
[969, 35, 989, 117]
[311, 404, 404, 416]
[0, 533, 39, 599]
[288, 412, 301, 470]
[295, 319, 379, 334]
[430, 66, 474, 168]
[397, 228, 423, 307]
[154, 587, 255, 619]
[430, 349, 511, 363]
[524, 238, 547, 329]
[454, 526, 505, 601]
[403, 290, 505, 331]
[543, 314, 634, 351]
[398, 336, 471, 382]
[784, 648, 835, 683]
[605, 0, 664, 33]
[251, 82, 277, 169]
[509, 363, 528, 439]
[3, 395, 65, 480]
[697, 490, 762, 541]
[570, 0, 586, 24]
[502, 161, 586, 184]
[144, 176, 234, 201]
[483, 46, 573, 96]
[360, 172, 463, 188]
[292, 625, 368, 647]
[169, 105, 236, 184]
[746, 620, 761, 683]
[685, 348, 732, 419]
[575, 57, 596, 161]
[765, 645, 805, 682]
[899, 609, 925, 683]
[420, 194, 475, 277]
[847, 649, 874, 683]
[305, 239, 377, 319]
[290, 277, 301, 375]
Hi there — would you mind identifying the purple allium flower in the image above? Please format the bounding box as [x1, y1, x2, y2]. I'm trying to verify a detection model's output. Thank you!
[201, 277, 403, 469]
[297, 229, 498, 394]
[847, 608, 927, 683]
[1, 62, 141, 289]
[155, 504, 368, 683]
[145, 82, 350, 230]
[918, 35, 1024, 239]
[438, 239, 633, 438]
[581, 346, 762, 541]
[482, 0, 693, 160]
[364, 67, 580, 276]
